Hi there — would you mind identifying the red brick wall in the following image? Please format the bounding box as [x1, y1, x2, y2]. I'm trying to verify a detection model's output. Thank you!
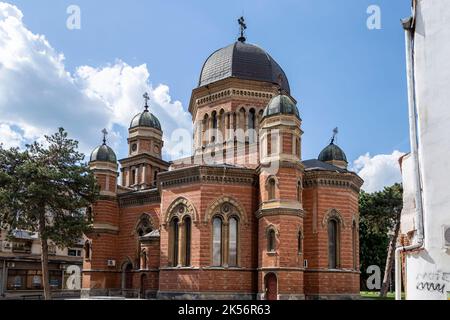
[159, 182, 258, 294]
[302, 183, 360, 296]
[117, 204, 160, 269]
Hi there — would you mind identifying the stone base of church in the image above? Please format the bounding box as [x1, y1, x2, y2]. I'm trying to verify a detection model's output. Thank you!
[156, 291, 257, 300]
[257, 293, 306, 300]
[305, 293, 361, 300]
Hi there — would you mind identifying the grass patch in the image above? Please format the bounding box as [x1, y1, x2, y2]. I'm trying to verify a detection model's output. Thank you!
[360, 291, 405, 300]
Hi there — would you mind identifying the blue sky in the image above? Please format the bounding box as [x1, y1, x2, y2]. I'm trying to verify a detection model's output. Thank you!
[0, 0, 412, 191]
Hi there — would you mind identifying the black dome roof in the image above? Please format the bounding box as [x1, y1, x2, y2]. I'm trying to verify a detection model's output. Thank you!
[318, 142, 348, 163]
[199, 41, 290, 93]
[262, 94, 299, 119]
[130, 110, 161, 131]
[90, 144, 117, 163]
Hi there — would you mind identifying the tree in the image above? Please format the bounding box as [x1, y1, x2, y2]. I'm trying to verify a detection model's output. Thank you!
[0, 128, 99, 299]
[359, 183, 403, 297]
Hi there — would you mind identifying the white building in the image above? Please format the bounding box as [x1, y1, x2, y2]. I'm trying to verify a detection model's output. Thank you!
[0, 229, 83, 297]
[398, 0, 450, 300]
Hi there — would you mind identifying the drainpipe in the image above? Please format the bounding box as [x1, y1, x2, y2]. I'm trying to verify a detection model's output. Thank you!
[395, 12, 425, 301]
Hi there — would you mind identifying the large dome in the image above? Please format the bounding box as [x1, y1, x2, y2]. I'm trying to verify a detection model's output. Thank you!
[262, 94, 299, 119]
[318, 142, 348, 163]
[130, 110, 162, 131]
[198, 41, 290, 93]
[90, 144, 117, 163]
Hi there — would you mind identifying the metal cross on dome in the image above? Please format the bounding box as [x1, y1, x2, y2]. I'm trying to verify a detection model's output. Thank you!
[331, 127, 339, 144]
[143, 92, 150, 111]
[102, 128, 108, 145]
[238, 16, 247, 42]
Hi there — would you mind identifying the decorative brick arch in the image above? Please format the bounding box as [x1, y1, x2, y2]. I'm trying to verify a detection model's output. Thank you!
[265, 224, 280, 237]
[132, 213, 157, 236]
[165, 197, 198, 223]
[120, 257, 134, 270]
[204, 197, 248, 224]
[265, 175, 280, 187]
[322, 208, 346, 229]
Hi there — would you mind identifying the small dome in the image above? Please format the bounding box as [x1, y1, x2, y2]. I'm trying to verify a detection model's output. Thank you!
[90, 144, 117, 163]
[199, 41, 290, 93]
[318, 142, 347, 163]
[262, 94, 300, 119]
[130, 110, 161, 131]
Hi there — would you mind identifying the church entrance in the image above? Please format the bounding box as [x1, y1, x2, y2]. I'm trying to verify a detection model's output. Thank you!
[121, 262, 133, 290]
[264, 273, 278, 300]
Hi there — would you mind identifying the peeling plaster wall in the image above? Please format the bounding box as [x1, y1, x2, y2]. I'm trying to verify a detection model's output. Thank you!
[402, 0, 450, 300]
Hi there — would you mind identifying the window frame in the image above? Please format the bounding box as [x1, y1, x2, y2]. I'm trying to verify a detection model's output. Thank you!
[212, 216, 223, 267]
[228, 216, 239, 267]
[328, 218, 340, 269]
[267, 228, 276, 253]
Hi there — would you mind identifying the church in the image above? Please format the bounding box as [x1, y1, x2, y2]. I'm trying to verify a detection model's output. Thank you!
[82, 20, 363, 300]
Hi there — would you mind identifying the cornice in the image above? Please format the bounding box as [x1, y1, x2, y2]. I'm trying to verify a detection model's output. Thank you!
[119, 153, 170, 167]
[303, 170, 363, 193]
[159, 165, 258, 189]
[118, 188, 161, 208]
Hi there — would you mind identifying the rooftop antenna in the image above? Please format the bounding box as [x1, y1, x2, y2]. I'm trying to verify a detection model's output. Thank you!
[238, 16, 247, 42]
[143, 92, 150, 111]
[331, 127, 338, 144]
[102, 128, 108, 145]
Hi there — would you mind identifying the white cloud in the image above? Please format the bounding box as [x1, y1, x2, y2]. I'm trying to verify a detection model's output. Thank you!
[0, 123, 23, 148]
[0, 2, 192, 160]
[352, 150, 405, 193]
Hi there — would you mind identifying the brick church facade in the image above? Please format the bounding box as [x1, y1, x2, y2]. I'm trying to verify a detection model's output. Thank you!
[81, 30, 363, 300]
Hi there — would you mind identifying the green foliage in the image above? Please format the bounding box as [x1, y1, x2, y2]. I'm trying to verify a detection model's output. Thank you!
[359, 183, 403, 289]
[0, 128, 99, 248]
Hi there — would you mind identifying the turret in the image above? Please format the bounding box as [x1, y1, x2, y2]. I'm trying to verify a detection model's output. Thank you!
[256, 91, 305, 299]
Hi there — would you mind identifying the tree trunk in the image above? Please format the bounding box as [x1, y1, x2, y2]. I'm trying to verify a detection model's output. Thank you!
[380, 216, 401, 297]
[39, 213, 51, 300]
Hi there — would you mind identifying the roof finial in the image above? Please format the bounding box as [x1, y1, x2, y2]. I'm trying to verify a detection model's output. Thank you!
[238, 16, 247, 42]
[331, 127, 338, 144]
[102, 128, 108, 145]
[143, 92, 150, 111]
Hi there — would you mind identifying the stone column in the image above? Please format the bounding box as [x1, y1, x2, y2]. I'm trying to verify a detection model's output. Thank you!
[178, 221, 185, 267]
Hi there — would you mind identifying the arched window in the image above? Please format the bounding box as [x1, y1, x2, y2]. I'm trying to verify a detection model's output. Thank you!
[170, 217, 179, 267]
[298, 230, 303, 254]
[212, 217, 223, 266]
[212, 111, 217, 130]
[328, 219, 339, 269]
[352, 220, 358, 270]
[84, 241, 91, 260]
[131, 168, 136, 186]
[137, 216, 152, 237]
[153, 170, 159, 186]
[267, 229, 276, 252]
[228, 217, 238, 267]
[248, 109, 256, 143]
[297, 180, 302, 202]
[202, 114, 209, 146]
[268, 178, 276, 201]
[184, 216, 191, 267]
